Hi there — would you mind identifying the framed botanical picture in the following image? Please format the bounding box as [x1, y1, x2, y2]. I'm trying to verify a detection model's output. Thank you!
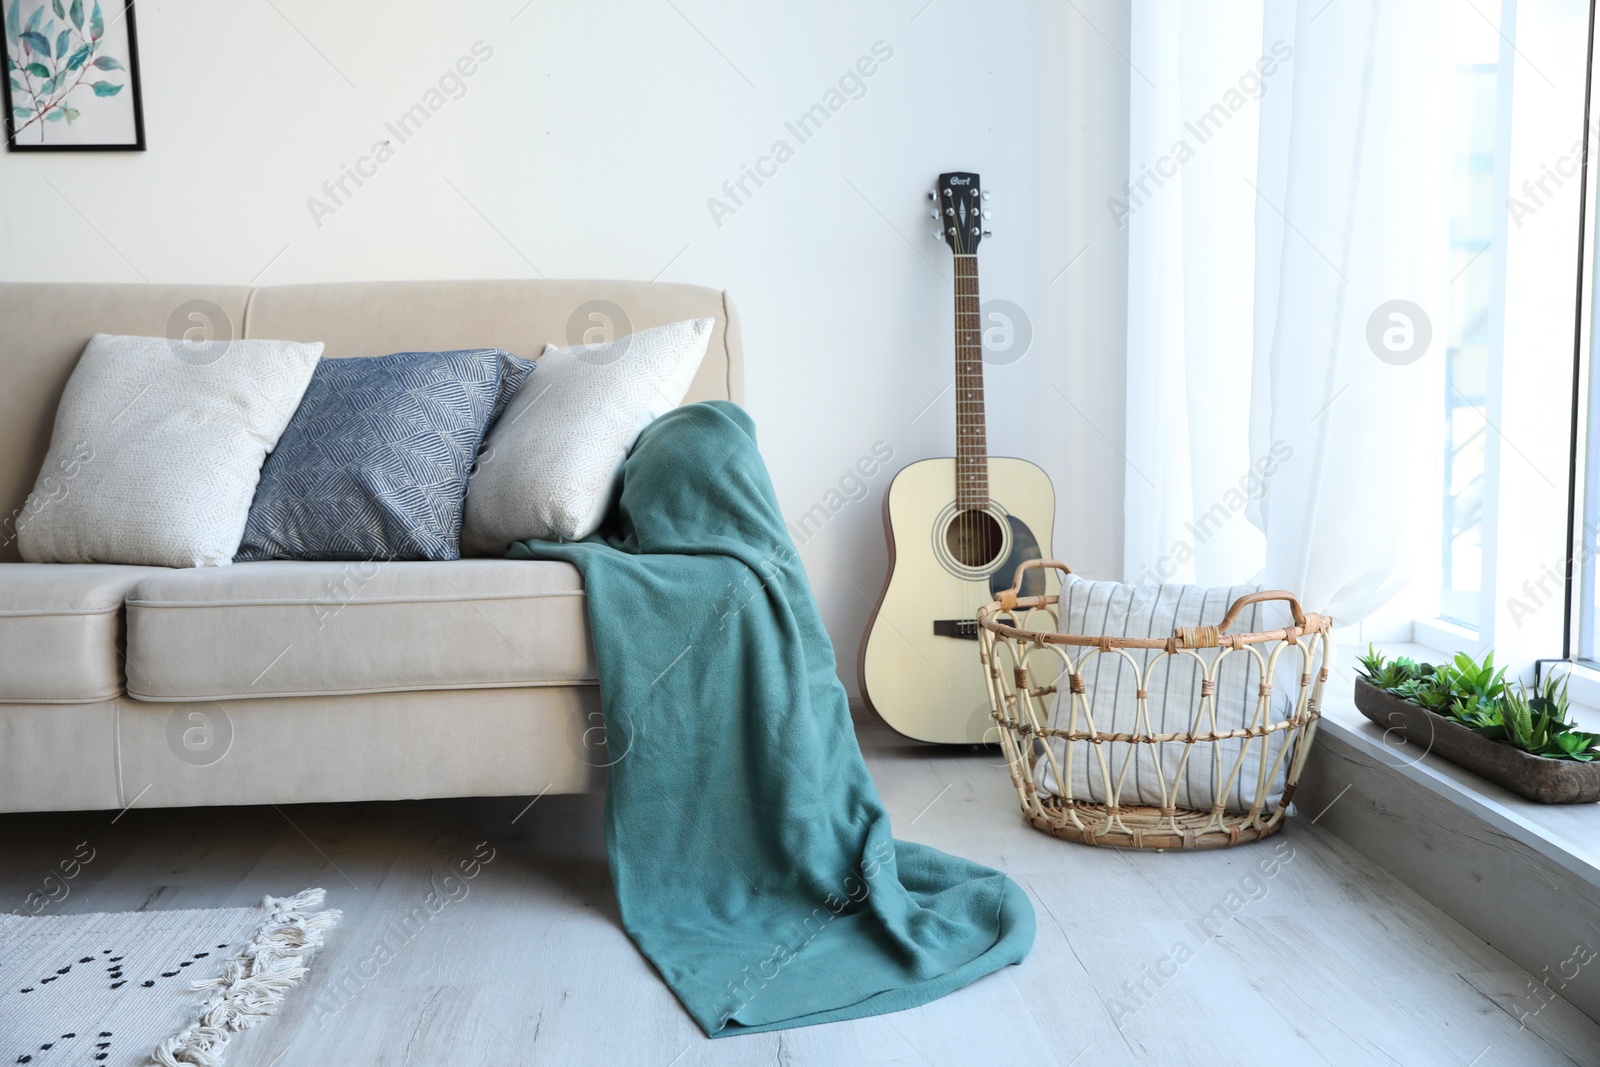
[2, 0, 143, 151]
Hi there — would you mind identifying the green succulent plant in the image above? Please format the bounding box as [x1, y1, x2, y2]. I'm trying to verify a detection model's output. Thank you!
[1448, 695, 1500, 733]
[1435, 650, 1507, 704]
[1362, 647, 1599, 762]
[1408, 676, 1456, 714]
[1358, 646, 1433, 690]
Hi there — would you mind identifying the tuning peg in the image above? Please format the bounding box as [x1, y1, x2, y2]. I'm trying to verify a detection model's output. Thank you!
[931, 228, 942, 238]
[929, 210, 939, 219]
[926, 190, 937, 201]
[981, 190, 991, 200]
[982, 230, 992, 239]
[981, 208, 993, 219]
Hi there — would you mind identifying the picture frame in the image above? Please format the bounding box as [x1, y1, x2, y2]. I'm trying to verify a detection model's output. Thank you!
[2, 0, 144, 151]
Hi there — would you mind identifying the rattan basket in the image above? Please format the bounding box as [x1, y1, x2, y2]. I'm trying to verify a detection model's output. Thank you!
[978, 560, 1332, 850]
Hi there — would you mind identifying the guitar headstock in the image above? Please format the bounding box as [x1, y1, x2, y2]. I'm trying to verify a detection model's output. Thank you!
[928, 171, 990, 253]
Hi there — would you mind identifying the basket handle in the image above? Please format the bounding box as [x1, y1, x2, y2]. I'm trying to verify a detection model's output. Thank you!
[1215, 589, 1306, 633]
[996, 559, 1073, 611]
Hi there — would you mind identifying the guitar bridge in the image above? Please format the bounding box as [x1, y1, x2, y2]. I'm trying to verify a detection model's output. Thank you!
[933, 618, 1011, 640]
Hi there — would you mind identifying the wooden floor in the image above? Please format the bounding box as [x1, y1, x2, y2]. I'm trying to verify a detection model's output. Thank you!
[3, 721, 1598, 1066]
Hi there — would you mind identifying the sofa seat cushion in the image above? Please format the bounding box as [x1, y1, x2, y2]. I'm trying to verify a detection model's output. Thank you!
[0, 563, 168, 703]
[124, 559, 595, 701]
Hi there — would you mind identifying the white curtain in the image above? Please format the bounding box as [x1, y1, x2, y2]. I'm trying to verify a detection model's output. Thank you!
[1122, 0, 1449, 627]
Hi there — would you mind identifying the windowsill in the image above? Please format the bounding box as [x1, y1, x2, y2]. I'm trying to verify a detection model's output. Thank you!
[1318, 641, 1600, 890]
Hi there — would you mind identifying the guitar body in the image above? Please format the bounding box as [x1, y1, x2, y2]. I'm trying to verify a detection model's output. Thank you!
[861, 456, 1057, 744]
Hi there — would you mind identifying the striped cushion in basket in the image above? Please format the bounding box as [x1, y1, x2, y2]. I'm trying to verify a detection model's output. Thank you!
[1033, 575, 1301, 813]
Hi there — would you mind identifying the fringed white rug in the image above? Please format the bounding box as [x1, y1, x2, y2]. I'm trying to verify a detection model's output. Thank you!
[0, 888, 338, 1067]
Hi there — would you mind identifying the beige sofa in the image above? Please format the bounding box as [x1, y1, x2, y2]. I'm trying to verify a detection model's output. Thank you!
[0, 280, 743, 813]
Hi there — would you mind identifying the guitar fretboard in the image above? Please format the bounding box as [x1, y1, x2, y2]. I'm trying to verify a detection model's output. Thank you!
[953, 254, 988, 509]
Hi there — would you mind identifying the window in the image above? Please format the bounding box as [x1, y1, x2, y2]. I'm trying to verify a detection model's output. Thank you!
[1379, 0, 1592, 676]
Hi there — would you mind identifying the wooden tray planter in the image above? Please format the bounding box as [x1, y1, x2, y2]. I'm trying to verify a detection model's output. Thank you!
[1352, 677, 1600, 804]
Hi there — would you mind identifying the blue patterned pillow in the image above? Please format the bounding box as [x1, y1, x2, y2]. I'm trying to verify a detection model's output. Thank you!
[236, 349, 534, 561]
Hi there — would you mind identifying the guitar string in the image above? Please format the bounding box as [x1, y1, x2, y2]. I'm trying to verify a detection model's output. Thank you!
[953, 194, 963, 597]
[954, 202, 973, 621]
[956, 202, 973, 621]
[951, 191, 991, 624]
[969, 243, 984, 599]
[974, 211, 992, 585]
[949, 188, 965, 609]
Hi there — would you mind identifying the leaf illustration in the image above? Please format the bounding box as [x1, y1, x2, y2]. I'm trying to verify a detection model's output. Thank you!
[63, 41, 84, 68]
[23, 3, 40, 34]
[8, 75, 19, 90]
[49, 0, 60, 17]
[67, 0, 77, 29]
[6, 1, 20, 46]
[61, 103, 75, 122]
[52, 25, 63, 56]
[37, 74, 51, 91]
[22, 59, 44, 76]
[88, 77, 116, 94]
[19, 28, 48, 54]
[89, 51, 117, 69]
[87, 0, 98, 40]
[42, 103, 62, 119]
[11, 104, 30, 116]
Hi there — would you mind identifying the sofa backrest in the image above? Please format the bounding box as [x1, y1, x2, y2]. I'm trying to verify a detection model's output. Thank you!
[0, 279, 744, 563]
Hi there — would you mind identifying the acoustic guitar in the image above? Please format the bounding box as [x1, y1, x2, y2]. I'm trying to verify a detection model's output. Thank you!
[860, 171, 1057, 744]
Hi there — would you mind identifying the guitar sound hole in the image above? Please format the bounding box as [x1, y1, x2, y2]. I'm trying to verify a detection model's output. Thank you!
[944, 509, 1004, 569]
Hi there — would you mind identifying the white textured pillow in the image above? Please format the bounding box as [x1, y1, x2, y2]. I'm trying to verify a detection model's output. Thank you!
[461, 317, 713, 551]
[18, 333, 322, 568]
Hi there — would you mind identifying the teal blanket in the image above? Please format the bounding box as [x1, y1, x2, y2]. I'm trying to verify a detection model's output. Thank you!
[508, 401, 1034, 1036]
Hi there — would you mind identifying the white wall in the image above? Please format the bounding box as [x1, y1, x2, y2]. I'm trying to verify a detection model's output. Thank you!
[0, 0, 1129, 696]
